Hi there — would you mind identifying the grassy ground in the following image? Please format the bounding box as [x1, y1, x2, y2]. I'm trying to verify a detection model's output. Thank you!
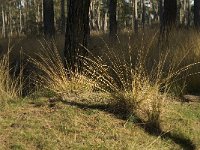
[0, 93, 200, 150]
[1, 30, 200, 150]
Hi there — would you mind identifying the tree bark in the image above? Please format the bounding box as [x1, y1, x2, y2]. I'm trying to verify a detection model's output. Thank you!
[60, 0, 65, 33]
[133, 0, 138, 34]
[142, 0, 146, 30]
[187, 0, 190, 27]
[109, 0, 117, 39]
[64, 0, 90, 72]
[103, 10, 108, 32]
[161, 0, 177, 32]
[159, 0, 163, 25]
[2, 5, 6, 38]
[9, 6, 13, 37]
[19, 1, 23, 36]
[89, 2, 95, 31]
[43, 0, 55, 38]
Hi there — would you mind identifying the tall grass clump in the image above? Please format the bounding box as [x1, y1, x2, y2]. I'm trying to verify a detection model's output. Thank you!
[85, 31, 200, 131]
[30, 40, 94, 97]
[156, 29, 200, 93]
[0, 54, 22, 109]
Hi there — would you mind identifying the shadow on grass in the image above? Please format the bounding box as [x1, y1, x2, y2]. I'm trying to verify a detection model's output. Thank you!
[132, 116, 196, 150]
[60, 100, 196, 150]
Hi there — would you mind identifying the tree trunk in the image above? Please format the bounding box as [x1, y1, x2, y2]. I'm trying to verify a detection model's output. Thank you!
[182, 0, 187, 25]
[60, 0, 65, 33]
[142, 0, 146, 30]
[43, 0, 55, 38]
[2, 5, 6, 38]
[9, 6, 13, 37]
[159, 0, 163, 25]
[162, 0, 177, 32]
[133, 0, 138, 33]
[19, 0, 23, 36]
[178, 0, 183, 25]
[19, 7, 22, 35]
[109, 0, 117, 39]
[187, 0, 190, 27]
[103, 10, 108, 32]
[64, 0, 90, 72]
[89, 2, 95, 31]
[25, 0, 29, 34]
[95, 2, 100, 31]
[194, 0, 200, 29]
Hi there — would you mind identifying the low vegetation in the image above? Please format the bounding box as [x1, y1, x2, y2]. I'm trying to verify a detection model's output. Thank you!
[30, 40, 93, 97]
[0, 53, 22, 110]
[0, 30, 200, 149]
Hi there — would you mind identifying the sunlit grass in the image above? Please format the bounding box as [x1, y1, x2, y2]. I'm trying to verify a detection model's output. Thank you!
[0, 95, 200, 149]
[0, 29, 200, 149]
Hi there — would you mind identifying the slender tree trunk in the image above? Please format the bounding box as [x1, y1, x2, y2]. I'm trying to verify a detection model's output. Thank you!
[5, 6, 8, 38]
[9, 6, 13, 37]
[64, 0, 90, 72]
[187, 0, 190, 27]
[102, 9, 106, 32]
[133, 0, 138, 33]
[178, 0, 183, 25]
[89, 4, 95, 31]
[41, 1, 44, 22]
[162, 0, 177, 32]
[142, 0, 146, 30]
[19, 0, 23, 36]
[194, 0, 200, 29]
[2, 5, 6, 38]
[36, 3, 40, 34]
[43, 0, 55, 38]
[31, 0, 37, 34]
[159, 0, 163, 28]
[25, 0, 29, 34]
[97, 4, 101, 31]
[183, 0, 186, 25]
[181, 0, 187, 25]
[104, 10, 108, 32]
[109, 0, 117, 39]
[19, 8, 22, 35]
[60, 0, 65, 33]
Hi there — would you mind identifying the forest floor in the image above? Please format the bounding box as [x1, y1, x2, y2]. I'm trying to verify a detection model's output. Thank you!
[0, 92, 200, 150]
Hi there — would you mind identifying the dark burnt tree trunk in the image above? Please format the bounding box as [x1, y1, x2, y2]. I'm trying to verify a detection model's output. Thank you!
[161, 0, 177, 33]
[187, 0, 191, 27]
[194, 0, 200, 29]
[60, 0, 65, 33]
[109, 0, 117, 39]
[64, 0, 90, 72]
[43, 0, 55, 38]
[159, 0, 163, 28]
[142, 0, 146, 30]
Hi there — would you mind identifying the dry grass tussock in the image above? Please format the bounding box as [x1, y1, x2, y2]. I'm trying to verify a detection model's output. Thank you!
[30, 40, 94, 97]
[84, 30, 200, 128]
[159, 29, 200, 93]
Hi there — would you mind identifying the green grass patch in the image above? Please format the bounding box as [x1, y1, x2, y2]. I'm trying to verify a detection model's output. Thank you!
[0, 94, 199, 149]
